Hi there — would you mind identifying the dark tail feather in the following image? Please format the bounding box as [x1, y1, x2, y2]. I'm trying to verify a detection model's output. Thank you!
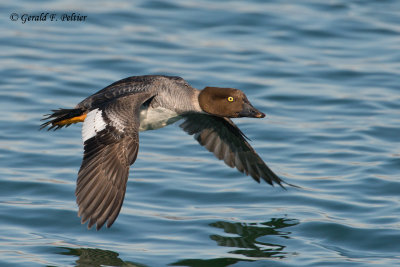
[40, 108, 84, 131]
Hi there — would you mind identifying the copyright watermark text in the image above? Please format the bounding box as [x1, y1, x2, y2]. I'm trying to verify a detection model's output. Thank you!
[10, 13, 87, 24]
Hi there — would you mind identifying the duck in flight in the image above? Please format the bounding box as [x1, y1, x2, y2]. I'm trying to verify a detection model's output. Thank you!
[41, 75, 288, 230]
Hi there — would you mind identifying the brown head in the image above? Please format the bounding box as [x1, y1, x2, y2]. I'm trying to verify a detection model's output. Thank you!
[198, 87, 265, 118]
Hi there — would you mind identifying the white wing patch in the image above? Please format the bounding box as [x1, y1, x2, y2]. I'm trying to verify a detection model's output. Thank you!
[82, 108, 107, 143]
[105, 109, 125, 132]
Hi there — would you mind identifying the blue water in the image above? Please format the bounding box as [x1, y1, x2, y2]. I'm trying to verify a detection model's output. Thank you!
[1, 0, 400, 266]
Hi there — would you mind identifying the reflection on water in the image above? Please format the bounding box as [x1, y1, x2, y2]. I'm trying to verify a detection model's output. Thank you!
[172, 218, 299, 266]
[210, 218, 298, 258]
[58, 218, 298, 267]
[59, 247, 147, 267]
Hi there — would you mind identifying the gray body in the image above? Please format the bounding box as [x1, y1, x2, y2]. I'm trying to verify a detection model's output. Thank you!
[76, 76, 202, 132]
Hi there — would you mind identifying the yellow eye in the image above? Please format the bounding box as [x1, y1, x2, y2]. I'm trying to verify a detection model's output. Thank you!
[227, 96, 234, 102]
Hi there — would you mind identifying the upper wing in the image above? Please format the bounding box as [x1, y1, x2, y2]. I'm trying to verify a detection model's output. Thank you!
[76, 93, 152, 230]
[76, 75, 171, 110]
[180, 114, 286, 188]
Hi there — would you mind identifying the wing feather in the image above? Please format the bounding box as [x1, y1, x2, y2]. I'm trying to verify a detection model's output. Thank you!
[76, 93, 152, 230]
[180, 114, 287, 187]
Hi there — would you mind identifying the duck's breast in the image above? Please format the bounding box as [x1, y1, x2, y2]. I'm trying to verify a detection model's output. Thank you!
[138, 105, 181, 132]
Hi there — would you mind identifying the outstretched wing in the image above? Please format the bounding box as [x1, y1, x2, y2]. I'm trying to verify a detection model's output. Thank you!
[180, 114, 286, 188]
[76, 93, 152, 230]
